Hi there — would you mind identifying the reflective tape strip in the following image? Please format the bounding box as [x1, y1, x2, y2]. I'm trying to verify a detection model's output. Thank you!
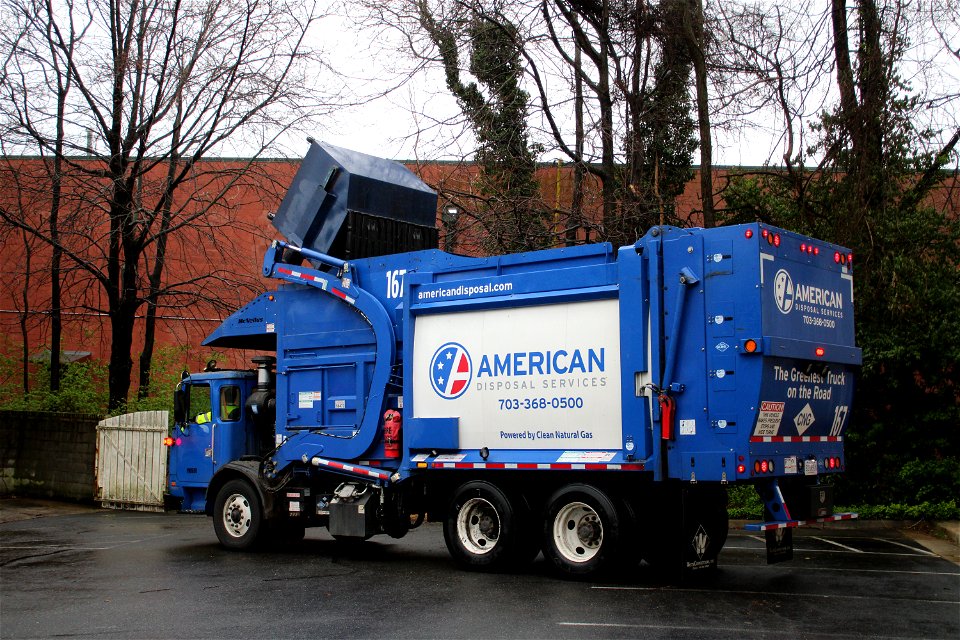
[427, 462, 645, 471]
[330, 288, 357, 305]
[750, 436, 843, 443]
[311, 456, 390, 481]
[745, 513, 858, 531]
[276, 267, 329, 291]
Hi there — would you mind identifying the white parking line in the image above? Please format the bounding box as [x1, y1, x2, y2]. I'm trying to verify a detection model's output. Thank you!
[724, 545, 935, 557]
[0, 544, 114, 551]
[810, 535, 864, 552]
[786, 566, 959, 576]
[559, 622, 941, 639]
[591, 585, 959, 605]
[559, 622, 758, 634]
[871, 537, 938, 556]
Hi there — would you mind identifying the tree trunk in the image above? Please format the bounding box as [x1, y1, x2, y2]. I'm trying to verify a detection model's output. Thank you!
[109, 306, 136, 411]
[597, 3, 618, 240]
[569, 26, 585, 246]
[19, 229, 32, 394]
[685, 0, 714, 227]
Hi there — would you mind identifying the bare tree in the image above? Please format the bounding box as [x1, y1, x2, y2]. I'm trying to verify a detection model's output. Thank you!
[351, 0, 701, 247]
[1, 0, 335, 409]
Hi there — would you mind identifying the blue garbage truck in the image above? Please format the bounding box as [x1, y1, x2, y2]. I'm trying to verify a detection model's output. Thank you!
[166, 140, 860, 576]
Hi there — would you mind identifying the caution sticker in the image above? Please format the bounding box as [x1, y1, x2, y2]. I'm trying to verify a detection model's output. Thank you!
[298, 391, 322, 409]
[755, 401, 785, 436]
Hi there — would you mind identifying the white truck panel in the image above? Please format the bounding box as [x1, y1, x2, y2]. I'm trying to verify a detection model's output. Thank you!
[412, 300, 623, 449]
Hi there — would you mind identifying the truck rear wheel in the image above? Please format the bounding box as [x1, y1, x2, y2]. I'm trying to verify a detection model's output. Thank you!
[213, 479, 266, 551]
[543, 484, 624, 577]
[444, 481, 524, 571]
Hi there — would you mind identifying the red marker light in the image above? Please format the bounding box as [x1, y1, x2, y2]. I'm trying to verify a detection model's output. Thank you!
[814, 247, 820, 255]
[847, 253, 853, 265]
[800, 243, 807, 252]
[773, 233, 781, 247]
[834, 251, 841, 264]
[745, 229, 754, 239]
[737, 464, 746, 474]
[761, 229, 769, 238]
[815, 347, 826, 357]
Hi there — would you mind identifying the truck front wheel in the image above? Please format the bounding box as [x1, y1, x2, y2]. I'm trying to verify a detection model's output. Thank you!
[543, 484, 624, 577]
[444, 481, 522, 571]
[213, 479, 266, 550]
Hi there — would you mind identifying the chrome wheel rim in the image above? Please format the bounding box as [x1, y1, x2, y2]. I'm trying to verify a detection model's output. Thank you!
[456, 497, 500, 555]
[222, 492, 252, 539]
[553, 501, 602, 563]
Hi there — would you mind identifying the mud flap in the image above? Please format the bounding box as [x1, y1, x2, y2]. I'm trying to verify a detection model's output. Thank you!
[680, 487, 723, 579]
[765, 528, 794, 564]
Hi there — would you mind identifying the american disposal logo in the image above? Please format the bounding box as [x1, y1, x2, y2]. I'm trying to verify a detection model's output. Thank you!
[774, 268, 795, 314]
[429, 342, 473, 399]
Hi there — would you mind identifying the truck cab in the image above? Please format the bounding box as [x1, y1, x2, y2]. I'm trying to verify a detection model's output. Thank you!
[168, 370, 258, 511]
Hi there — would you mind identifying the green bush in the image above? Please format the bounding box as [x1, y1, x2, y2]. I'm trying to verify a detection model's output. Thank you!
[896, 458, 960, 505]
[727, 483, 958, 521]
[0, 359, 108, 414]
[837, 501, 960, 521]
[727, 485, 764, 519]
[0, 345, 227, 418]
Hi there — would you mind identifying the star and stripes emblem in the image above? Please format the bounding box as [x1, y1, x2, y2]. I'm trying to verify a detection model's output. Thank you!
[429, 342, 472, 399]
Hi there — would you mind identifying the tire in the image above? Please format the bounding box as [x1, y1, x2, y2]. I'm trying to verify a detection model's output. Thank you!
[213, 479, 266, 551]
[443, 481, 525, 571]
[542, 484, 623, 577]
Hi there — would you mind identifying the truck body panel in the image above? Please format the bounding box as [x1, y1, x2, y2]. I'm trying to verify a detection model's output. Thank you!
[166, 142, 860, 576]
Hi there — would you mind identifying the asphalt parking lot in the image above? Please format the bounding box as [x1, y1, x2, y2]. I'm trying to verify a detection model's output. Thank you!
[1, 499, 958, 639]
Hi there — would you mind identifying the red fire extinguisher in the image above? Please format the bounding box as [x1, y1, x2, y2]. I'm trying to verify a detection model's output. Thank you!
[383, 409, 402, 459]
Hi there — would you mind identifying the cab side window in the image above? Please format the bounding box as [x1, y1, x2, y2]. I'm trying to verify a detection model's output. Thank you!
[191, 385, 212, 424]
[220, 385, 241, 422]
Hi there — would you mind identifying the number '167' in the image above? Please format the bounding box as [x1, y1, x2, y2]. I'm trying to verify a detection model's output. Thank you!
[386, 269, 406, 299]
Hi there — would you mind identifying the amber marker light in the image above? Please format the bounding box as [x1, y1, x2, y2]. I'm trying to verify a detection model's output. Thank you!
[744, 339, 758, 353]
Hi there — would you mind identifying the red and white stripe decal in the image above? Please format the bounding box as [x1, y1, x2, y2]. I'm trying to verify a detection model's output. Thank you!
[429, 462, 645, 471]
[276, 267, 357, 304]
[750, 436, 843, 443]
[330, 288, 356, 305]
[311, 456, 390, 481]
[277, 266, 325, 287]
[751, 513, 858, 531]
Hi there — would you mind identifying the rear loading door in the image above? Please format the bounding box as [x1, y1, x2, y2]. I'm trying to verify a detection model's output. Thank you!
[753, 232, 860, 443]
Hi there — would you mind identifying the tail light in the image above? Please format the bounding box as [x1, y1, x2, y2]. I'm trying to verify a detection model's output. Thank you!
[753, 459, 775, 475]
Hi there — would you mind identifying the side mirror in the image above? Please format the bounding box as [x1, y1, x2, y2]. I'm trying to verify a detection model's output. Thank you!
[173, 387, 188, 424]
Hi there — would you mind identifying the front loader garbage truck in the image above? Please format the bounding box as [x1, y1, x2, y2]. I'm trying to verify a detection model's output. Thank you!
[166, 140, 860, 577]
